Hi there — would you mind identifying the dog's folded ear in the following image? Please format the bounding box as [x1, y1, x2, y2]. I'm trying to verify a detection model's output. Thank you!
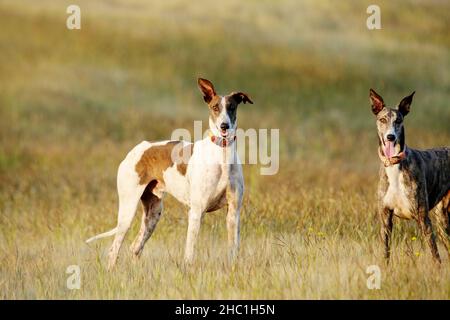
[398, 91, 415, 116]
[369, 88, 385, 115]
[198, 78, 216, 103]
[230, 92, 254, 105]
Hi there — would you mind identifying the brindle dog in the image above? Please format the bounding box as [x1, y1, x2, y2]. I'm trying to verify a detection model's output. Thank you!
[370, 89, 450, 263]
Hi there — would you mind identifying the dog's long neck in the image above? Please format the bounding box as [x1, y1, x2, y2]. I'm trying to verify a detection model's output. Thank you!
[205, 134, 238, 168]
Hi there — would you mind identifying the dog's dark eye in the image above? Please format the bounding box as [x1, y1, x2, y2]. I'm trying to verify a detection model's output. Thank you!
[212, 105, 219, 112]
[379, 118, 387, 124]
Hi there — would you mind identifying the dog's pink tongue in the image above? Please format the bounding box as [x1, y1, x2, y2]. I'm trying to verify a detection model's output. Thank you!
[384, 141, 395, 159]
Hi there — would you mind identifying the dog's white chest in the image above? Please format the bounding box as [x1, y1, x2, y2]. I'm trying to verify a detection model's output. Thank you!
[383, 166, 413, 219]
[178, 138, 239, 211]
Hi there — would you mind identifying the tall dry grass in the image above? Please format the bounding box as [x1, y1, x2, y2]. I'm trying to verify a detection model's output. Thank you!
[0, 0, 449, 299]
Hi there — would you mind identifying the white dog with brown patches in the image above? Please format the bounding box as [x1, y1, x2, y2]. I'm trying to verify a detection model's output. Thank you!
[86, 78, 253, 269]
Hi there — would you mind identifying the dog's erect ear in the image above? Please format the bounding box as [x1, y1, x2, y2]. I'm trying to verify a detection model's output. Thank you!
[398, 91, 415, 117]
[369, 88, 385, 115]
[198, 78, 216, 103]
[230, 92, 254, 105]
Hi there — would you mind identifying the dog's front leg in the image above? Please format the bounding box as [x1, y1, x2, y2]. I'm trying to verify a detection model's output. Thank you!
[226, 190, 242, 262]
[226, 206, 240, 261]
[379, 206, 393, 262]
[184, 207, 203, 265]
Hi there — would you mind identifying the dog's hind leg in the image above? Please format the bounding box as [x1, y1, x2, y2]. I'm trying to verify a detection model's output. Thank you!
[107, 162, 146, 270]
[130, 181, 163, 258]
[435, 191, 450, 257]
[107, 192, 143, 270]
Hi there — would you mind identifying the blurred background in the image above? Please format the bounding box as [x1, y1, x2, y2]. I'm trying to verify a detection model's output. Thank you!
[0, 0, 449, 299]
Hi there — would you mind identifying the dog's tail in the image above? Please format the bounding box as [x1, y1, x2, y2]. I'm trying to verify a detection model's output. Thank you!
[85, 227, 117, 244]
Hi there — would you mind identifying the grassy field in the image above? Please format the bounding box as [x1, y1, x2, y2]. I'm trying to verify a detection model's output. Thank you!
[0, 0, 449, 299]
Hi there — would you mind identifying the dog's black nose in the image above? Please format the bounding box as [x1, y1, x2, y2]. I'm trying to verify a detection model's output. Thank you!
[387, 134, 396, 141]
[220, 123, 229, 130]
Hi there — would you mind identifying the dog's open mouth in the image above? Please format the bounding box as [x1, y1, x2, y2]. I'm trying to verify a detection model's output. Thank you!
[384, 140, 396, 159]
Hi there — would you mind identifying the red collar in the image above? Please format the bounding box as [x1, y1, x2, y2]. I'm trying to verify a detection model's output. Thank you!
[208, 131, 236, 148]
[378, 147, 407, 167]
